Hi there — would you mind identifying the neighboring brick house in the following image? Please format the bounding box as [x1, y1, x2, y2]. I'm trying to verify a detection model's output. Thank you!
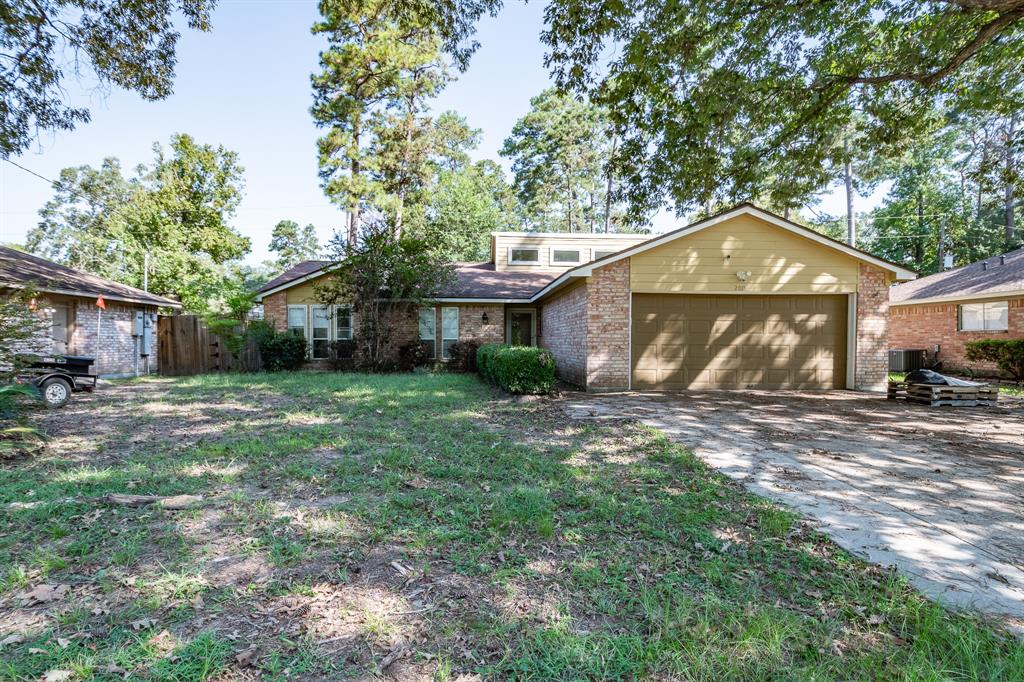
[256, 204, 915, 391]
[889, 248, 1024, 375]
[0, 246, 181, 377]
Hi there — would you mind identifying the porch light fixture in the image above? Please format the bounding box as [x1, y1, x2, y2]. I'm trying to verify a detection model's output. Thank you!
[482, 312, 489, 325]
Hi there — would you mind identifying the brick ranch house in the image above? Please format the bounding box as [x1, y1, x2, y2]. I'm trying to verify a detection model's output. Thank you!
[889, 247, 1024, 375]
[257, 204, 916, 391]
[0, 246, 181, 377]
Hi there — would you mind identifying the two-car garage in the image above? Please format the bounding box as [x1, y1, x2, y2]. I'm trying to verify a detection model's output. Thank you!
[630, 293, 849, 390]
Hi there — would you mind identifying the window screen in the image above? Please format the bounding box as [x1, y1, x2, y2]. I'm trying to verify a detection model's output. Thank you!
[419, 307, 436, 358]
[441, 307, 459, 359]
[311, 306, 330, 359]
[959, 301, 1008, 331]
[287, 306, 306, 338]
[552, 249, 580, 264]
[335, 306, 353, 340]
[509, 248, 540, 263]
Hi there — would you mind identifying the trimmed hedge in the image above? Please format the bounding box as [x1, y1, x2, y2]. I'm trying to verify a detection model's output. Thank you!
[477, 343, 556, 394]
[964, 339, 1024, 381]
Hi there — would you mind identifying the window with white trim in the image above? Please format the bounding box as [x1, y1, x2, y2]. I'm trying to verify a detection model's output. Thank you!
[311, 305, 331, 359]
[593, 250, 617, 260]
[551, 248, 581, 265]
[958, 301, 1008, 331]
[441, 307, 459, 359]
[509, 248, 540, 264]
[334, 305, 353, 340]
[419, 307, 436, 358]
[287, 306, 306, 338]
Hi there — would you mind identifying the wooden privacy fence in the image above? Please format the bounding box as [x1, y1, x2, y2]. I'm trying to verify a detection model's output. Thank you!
[158, 315, 261, 376]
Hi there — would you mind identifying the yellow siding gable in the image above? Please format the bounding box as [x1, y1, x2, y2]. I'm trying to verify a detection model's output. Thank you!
[629, 214, 861, 294]
[284, 273, 333, 304]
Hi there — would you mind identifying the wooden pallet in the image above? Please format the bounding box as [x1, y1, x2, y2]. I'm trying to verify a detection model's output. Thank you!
[888, 381, 998, 407]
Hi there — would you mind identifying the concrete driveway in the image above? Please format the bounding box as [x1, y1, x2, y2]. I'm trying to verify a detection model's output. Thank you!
[563, 390, 1024, 628]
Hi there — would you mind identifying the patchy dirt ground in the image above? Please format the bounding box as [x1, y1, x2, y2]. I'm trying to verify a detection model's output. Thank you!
[564, 389, 1024, 630]
[1, 374, 1021, 681]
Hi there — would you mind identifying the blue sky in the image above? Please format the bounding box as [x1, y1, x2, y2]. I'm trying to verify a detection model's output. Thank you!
[0, 0, 873, 266]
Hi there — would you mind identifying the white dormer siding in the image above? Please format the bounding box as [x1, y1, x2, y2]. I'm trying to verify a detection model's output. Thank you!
[490, 232, 650, 272]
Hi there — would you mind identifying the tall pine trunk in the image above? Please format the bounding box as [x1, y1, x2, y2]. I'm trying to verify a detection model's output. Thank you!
[844, 137, 855, 246]
[1006, 112, 1017, 245]
[915, 191, 925, 266]
[348, 122, 361, 248]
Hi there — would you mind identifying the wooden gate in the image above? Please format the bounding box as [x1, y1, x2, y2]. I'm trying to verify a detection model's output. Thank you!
[157, 315, 261, 376]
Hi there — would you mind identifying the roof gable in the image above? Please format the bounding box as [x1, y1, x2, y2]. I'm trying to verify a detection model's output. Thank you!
[0, 246, 181, 308]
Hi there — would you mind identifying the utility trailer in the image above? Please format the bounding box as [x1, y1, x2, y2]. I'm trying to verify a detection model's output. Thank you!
[14, 355, 97, 408]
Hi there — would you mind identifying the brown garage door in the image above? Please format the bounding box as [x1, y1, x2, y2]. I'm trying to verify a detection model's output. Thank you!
[631, 294, 848, 389]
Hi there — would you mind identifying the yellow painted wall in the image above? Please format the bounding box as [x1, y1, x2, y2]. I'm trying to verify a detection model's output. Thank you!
[284, 274, 333, 304]
[629, 214, 862, 294]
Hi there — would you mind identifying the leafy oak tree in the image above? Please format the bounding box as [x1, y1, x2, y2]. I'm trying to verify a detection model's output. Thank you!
[27, 134, 250, 312]
[540, 0, 1024, 217]
[270, 220, 320, 268]
[1, 0, 216, 157]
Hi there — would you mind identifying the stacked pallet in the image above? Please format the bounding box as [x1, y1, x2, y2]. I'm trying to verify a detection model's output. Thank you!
[887, 381, 998, 407]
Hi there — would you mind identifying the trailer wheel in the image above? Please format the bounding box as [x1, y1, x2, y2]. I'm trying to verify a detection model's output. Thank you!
[40, 377, 71, 408]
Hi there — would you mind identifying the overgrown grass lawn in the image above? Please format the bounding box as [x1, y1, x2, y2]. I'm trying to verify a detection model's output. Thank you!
[1, 372, 1021, 680]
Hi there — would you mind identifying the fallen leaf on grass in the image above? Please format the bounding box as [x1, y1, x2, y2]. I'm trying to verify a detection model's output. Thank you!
[235, 646, 259, 667]
[130, 618, 157, 631]
[21, 584, 69, 605]
[41, 670, 73, 682]
[0, 634, 24, 648]
[866, 613, 886, 625]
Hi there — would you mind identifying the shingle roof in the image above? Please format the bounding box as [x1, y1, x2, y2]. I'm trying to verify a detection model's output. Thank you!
[440, 262, 560, 299]
[258, 260, 332, 293]
[890, 248, 1024, 304]
[0, 246, 181, 308]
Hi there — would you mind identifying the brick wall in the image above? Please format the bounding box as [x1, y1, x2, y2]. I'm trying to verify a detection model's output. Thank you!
[854, 264, 889, 391]
[263, 292, 287, 332]
[586, 259, 631, 391]
[70, 300, 159, 376]
[539, 282, 588, 387]
[890, 297, 1024, 374]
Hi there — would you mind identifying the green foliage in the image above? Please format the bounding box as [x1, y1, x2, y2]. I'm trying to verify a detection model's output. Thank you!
[501, 88, 626, 232]
[254, 327, 308, 372]
[269, 220, 320, 269]
[477, 343, 556, 395]
[0, 1, 214, 157]
[964, 339, 1024, 381]
[0, 384, 38, 420]
[540, 1, 1024, 216]
[447, 341, 479, 372]
[316, 217, 454, 370]
[26, 134, 251, 313]
[416, 160, 521, 260]
[0, 291, 48, 376]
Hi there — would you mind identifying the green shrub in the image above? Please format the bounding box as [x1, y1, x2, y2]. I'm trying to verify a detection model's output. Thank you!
[476, 343, 556, 394]
[448, 341, 479, 372]
[255, 327, 308, 371]
[964, 339, 1024, 381]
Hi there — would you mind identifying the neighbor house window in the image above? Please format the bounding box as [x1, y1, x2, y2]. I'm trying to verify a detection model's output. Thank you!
[419, 307, 436, 358]
[551, 248, 581, 265]
[287, 306, 306, 338]
[441, 307, 459, 359]
[334, 306, 353, 340]
[311, 305, 331, 359]
[959, 301, 1008, 331]
[593, 250, 617, 260]
[509, 248, 540, 264]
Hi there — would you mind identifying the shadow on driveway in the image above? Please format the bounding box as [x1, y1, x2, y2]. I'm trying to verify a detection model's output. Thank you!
[564, 390, 1024, 629]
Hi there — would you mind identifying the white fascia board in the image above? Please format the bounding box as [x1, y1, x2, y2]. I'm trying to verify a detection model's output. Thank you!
[0, 281, 181, 308]
[432, 297, 532, 304]
[890, 288, 1024, 307]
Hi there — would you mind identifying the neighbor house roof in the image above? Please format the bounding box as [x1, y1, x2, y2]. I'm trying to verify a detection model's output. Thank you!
[890, 248, 1024, 305]
[0, 246, 182, 308]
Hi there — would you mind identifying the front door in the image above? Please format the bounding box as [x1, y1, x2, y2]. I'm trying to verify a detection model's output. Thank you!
[508, 310, 535, 346]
